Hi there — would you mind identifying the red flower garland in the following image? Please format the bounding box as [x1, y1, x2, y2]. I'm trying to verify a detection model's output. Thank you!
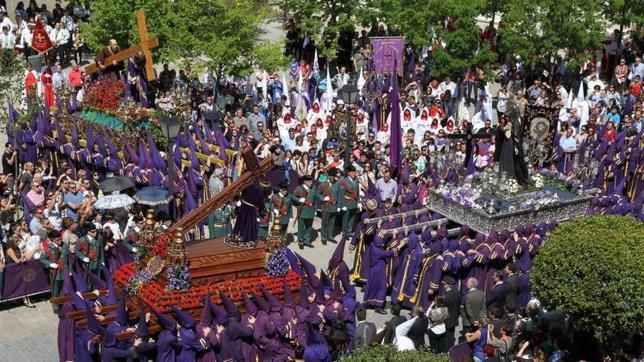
[114, 263, 301, 313]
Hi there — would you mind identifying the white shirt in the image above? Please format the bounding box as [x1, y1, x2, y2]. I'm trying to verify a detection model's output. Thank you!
[0, 32, 15, 49]
[61, 15, 75, 33]
[20, 28, 32, 47]
[439, 81, 457, 97]
[394, 317, 417, 351]
[0, 17, 15, 32]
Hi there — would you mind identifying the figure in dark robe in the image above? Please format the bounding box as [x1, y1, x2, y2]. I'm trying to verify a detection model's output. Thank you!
[494, 101, 529, 186]
[229, 182, 269, 247]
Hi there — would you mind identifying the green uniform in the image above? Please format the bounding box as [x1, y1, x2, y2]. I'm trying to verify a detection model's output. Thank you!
[339, 176, 360, 237]
[294, 184, 318, 247]
[257, 200, 272, 240]
[78, 235, 104, 288]
[39, 239, 70, 298]
[269, 191, 297, 238]
[318, 180, 341, 243]
[208, 205, 232, 238]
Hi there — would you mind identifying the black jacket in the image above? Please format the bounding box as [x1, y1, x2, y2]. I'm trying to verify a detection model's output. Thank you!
[407, 316, 429, 349]
[443, 288, 462, 329]
[505, 273, 519, 307]
[486, 282, 508, 312]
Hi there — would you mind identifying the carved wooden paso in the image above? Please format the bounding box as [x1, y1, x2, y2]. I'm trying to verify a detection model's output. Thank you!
[168, 146, 274, 234]
[85, 10, 159, 80]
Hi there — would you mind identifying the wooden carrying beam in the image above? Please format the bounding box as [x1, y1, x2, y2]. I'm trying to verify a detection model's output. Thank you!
[363, 206, 435, 225]
[168, 147, 274, 233]
[58, 133, 233, 168]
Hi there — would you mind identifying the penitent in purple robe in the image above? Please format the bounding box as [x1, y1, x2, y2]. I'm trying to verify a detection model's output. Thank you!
[391, 233, 423, 305]
[156, 329, 178, 362]
[231, 184, 265, 244]
[58, 302, 75, 362]
[517, 272, 532, 308]
[363, 235, 396, 308]
[220, 319, 254, 362]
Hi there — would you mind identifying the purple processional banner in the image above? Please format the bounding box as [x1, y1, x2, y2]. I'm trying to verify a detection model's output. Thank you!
[1, 260, 50, 301]
[371, 36, 405, 76]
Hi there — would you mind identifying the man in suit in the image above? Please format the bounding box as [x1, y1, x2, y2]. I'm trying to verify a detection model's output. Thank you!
[462, 277, 486, 333]
[486, 271, 507, 314]
[504, 262, 519, 307]
[442, 276, 461, 351]
[383, 304, 407, 344]
[354, 308, 376, 347]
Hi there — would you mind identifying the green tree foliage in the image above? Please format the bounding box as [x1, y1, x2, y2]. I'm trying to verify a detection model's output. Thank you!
[531, 215, 644, 340]
[498, 0, 605, 65]
[81, 0, 283, 76]
[0, 51, 25, 125]
[341, 344, 449, 362]
[278, 0, 363, 59]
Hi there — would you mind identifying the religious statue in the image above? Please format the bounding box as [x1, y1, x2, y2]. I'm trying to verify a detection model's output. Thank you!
[226, 180, 272, 248]
[494, 100, 530, 186]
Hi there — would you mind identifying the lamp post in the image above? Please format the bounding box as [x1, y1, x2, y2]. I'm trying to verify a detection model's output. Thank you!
[160, 115, 182, 192]
[338, 84, 359, 171]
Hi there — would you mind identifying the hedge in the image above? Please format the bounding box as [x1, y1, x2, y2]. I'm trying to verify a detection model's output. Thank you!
[341, 344, 450, 362]
[531, 215, 644, 340]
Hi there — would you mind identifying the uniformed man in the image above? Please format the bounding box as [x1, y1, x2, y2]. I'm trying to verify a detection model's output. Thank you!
[77, 223, 104, 287]
[257, 198, 272, 240]
[208, 204, 232, 238]
[294, 175, 318, 249]
[318, 168, 341, 245]
[39, 230, 69, 302]
[207, 167, 225, 237]
[340, 165, 361, 238]
[270, 181, 297, 239]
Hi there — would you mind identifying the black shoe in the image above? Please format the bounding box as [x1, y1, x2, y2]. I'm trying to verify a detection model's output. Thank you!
[328, 239, 337, 244]
[322, 240, 327, 245]
[299, 244, 304, 250]
[305, 243, 314, 248]
[374, 308, 387, 315]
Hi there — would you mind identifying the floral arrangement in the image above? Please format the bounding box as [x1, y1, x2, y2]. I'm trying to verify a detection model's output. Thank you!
[166, 265, 191, 291]
[127, 268, 153, 296]
[114, 263, 301, 312]
[518, 190, 560, 211]
[265, 248, 290, 276]
[533, 173, 545, 188]
[505, 179, 519, 194]
[153, 232, 172, 258]
[84, 79, 125, 116]
[538, 169, 583, 193]
[435, 183, 484, 210]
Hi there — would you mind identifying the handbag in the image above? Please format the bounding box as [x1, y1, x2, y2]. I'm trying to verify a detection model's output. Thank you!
[429, 322, 446, 335]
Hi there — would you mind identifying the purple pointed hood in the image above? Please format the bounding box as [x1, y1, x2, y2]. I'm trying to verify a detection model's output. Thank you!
[253, 293, 271, 312]
[327, 235, 347, 272]
[243, 294, 259, 316]
[298, 254, 320, 288]
[298, 278, 310, 307]
[209, 301, 228, 325]
[201, 296, 214, 325]
[219, 289, 241, 322]
[151, 308, 177, 331]
[260, 285, 282, 312]
[283, 281, 295, 306]
[84, 300, 101, 334]
[136, 308, 149, 338]
[115, 297, 128, 326]
[171, 306, 196, 329]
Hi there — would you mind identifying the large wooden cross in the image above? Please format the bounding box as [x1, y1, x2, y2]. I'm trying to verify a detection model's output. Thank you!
[85, 10, 159, 80]
[168, 146, 274, 233]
